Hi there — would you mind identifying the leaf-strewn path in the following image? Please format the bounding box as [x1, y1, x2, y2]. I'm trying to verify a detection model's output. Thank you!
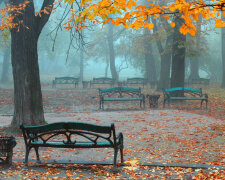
[0, 87, 224, 179]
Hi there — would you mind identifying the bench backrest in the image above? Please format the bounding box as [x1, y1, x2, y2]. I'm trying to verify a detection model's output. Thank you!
[191, 78, 210, 85]
[55, 77, 79, 83]
[20, 122, 116, 146]
[127, 78, 147, 84]
[92, 77, 115, 84]
[163, 87, 202, 97]
[99, 87, 141, 97]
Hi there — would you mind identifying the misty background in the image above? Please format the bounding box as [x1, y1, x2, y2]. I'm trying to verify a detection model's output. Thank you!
[0, 1, 222, 85]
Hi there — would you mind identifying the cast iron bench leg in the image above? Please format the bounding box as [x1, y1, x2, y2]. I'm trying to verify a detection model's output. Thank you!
[25, 147, 31, 165]
[34, 147, 41, 163]
[120, 148, 124, 165]
[113, 148, 118, 168]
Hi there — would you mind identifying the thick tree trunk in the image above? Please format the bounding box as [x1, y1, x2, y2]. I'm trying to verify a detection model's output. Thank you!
[171, 17, 186, 88]
[158, 54, 171, 90]
[107, 23, 118, 82]
[9, 0, 54, 129]
[221, 17, 225, 88]
[152, 18, 172, 90]
[1, 48, 10, 83]
[189, 57, 200, 80]
[11, 30, 45, 128]
[189, 18, 201, 80]
[144, 28, 157, 85]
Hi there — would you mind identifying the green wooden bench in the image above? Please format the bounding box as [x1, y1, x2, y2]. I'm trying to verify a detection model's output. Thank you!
[90, 77, 115, 88]
[189, 78, 210, 86]
[99, 87, 145, 110]
[163, 87, 208, 109]
[126, 78, 147, 88]
[20, 122, 124, 168]
[52, 77, 79, 88]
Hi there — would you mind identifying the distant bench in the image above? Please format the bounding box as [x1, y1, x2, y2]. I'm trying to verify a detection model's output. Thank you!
[20, 122, 124, 168]
[126, 78, 147, 88]
[52, 77, 79, 88]
[90, 77, 115, 88]
[189, 78, 210, 86]
[163, 87, 208, 109]
[99, 87, 145, 110]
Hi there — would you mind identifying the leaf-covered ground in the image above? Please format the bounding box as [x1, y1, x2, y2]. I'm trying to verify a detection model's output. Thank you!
[0, 86, 224, 179]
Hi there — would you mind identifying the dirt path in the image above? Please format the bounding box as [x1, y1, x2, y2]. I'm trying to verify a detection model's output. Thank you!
[0, 88, 224, 178]
[1, 110, 224, 166]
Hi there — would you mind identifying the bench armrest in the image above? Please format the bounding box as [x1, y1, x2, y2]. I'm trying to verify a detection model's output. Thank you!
[204, 93, 208, 99]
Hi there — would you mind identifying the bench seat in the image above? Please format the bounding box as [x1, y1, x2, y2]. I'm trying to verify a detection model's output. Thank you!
[169, 97, 206, 100]
[103, 97, 143, 101]
[31, 141, 112, 148]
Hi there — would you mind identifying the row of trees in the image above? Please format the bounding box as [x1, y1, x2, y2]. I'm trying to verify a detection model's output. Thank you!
[0, 0, 225, 130]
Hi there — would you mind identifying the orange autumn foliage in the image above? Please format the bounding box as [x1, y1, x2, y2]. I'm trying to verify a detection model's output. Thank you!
[1, 0, 225, 35]
[64, 0, 225, 36]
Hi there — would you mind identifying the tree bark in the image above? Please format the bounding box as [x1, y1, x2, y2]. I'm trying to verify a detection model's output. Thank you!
[79, 29, 84, 81]
[152, 18, 172, 90]
[189, 57, 200, 80]
[10, 0, 55, 129]
[144, 27, 157, 85]
[221, 16, 225, 88]
[1, 48, 10, 83]
[107, 23, 118, 82]
[105, 59, 109, 77]
[189, 17, 201, 80]
[171, 16, 186, 89]
[158, 53, 171, 89]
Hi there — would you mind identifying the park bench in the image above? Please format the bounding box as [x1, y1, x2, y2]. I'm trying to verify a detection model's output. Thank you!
[189, 78, 210, 86]
[163, 87, 208, 109]
[126, 78, 147, 88]
[90, 77, 115, 88]
[99, 87, 145, 110]
[52, 77, 79, 88]
[20, 122, 124, 168]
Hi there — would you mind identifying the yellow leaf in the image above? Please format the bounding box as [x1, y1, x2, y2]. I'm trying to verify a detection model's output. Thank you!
[170, 22, 175, 28]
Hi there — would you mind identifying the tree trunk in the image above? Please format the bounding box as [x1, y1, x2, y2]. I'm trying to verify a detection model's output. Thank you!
[221, 16, 225, 88]
[10, 0, 55, 129]
[189, 57, 200, 80]
[171, 17, 186, 88]
[79, 29, 84, 81]
[189, 17, 201, 80]
[152, 18, 172, 90]
[1, 48, 10, 83]
[144, 28, 157, 85]
[158, 53, 171, 90]
[105, 59, 109, 77]
[107, 23, 118, 82]
[79, 47, 84, 81]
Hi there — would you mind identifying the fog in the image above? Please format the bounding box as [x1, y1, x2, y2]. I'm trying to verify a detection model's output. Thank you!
[0, 1, 224, 86]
